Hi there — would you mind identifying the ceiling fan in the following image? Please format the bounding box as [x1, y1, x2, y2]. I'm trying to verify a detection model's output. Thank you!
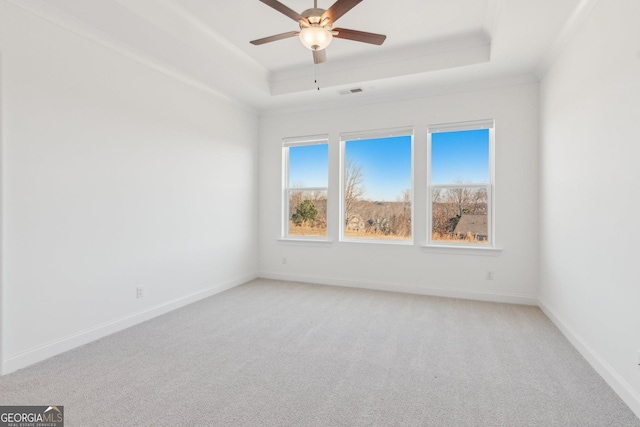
[250, 0, 386, 64]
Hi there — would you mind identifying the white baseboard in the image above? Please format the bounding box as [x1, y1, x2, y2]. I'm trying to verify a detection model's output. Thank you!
[2, 273, 256, 375]
[259, 271, 538, 306]
[539, 298, 640, 419]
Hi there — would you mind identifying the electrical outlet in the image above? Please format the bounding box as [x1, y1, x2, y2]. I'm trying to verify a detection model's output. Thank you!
[282, 257, 287, 265]
[136, 287, 144, 299]
[486, 271, 494, 280]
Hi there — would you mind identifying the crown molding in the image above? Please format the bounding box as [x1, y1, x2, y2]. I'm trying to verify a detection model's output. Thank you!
[535, 0, 601, 78]
[4, 0, 261, 115]
[270, 31, 492, 96]
[261, 73, 538, 118]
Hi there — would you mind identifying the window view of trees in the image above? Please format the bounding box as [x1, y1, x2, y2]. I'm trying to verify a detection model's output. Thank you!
[343, 134, 412, 241]
[288, 190, 327, 237]
[432, 186, 488, 243]
[285, 141, 328, 238]
[283, 125, 493, 246]
[430, 127, 491, 244]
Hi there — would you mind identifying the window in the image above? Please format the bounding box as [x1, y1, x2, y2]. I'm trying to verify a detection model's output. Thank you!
[428, 120, 494, 246]
[283, 136, 329, 239]
[341, 128, 413, 242]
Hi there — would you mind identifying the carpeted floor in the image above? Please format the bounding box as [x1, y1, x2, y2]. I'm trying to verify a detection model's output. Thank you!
[1, 279, 638, 426]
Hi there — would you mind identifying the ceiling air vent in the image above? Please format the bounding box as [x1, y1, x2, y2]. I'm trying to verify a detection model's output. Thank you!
[338, 87, 364, 95]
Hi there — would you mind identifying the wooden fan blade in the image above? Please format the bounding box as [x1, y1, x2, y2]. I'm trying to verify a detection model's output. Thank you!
[259, 0, 304, 22]
[250, 31, 299, 45]
[333, 28, 386, 45]
[321, 0, 362, 25]
[313, 49, 327, 64]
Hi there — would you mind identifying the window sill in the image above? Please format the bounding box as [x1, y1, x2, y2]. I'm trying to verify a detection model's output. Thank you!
[420, 244, 503, 256]
[278, 238, 333, 247]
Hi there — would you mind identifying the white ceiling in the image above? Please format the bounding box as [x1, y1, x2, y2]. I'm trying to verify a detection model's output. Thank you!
[9, 0, 585, 113]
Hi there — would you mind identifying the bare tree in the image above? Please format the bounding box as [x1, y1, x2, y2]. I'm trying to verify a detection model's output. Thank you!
[399, 189, 411, 216]
[431, 188, 451, 236]
[431, 182, 488, 238]
[448, 187, 473, 217]
[398, 188, 412, 237]
[446, 186, 487, 216]
[344, 159, 365, 223]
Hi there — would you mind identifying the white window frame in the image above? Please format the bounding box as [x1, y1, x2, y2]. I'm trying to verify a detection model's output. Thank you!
[282, 135, 329, 241]
[339, 127, 414, 245]
[427, 120, 495, 248]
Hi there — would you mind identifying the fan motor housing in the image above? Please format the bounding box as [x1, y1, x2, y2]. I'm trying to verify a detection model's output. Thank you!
[301, 8, 326, 24]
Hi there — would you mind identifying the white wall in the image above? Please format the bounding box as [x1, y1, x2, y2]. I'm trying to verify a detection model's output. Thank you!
[0, 2, 259, 373]
[259, 83, 539, 304]
[539, 0, 640, 416]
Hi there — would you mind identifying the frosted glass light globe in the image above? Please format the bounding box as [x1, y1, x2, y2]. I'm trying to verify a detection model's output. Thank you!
[299, 26, 333, 51]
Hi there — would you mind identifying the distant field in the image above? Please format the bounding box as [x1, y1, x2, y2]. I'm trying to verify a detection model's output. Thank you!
[345, 230, 410, 241]
[289, 224, 326, 237]
[288, 224, 486, 243]
[432, 232, 487, 244]
[288, 223, 411, 240]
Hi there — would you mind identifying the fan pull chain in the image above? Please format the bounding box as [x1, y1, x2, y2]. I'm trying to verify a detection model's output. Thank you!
[315, 64, 320, 91]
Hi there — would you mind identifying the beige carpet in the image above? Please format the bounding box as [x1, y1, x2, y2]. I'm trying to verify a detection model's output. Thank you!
[1, 279, 638, 426]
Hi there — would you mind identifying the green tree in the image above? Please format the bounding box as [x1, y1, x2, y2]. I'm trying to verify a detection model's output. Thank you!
[291, 200, 318, 226]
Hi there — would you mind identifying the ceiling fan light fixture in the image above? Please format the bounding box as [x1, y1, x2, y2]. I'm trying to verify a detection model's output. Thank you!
[299, 26, 333, 51]
[250, 0, 387, 64]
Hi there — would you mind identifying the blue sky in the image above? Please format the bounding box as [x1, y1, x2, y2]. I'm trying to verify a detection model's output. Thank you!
[289, 144, 328, 188]
[431, 129, 489, 184]
[345, 135, 412, 201]
[289, 129, 488, 200]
